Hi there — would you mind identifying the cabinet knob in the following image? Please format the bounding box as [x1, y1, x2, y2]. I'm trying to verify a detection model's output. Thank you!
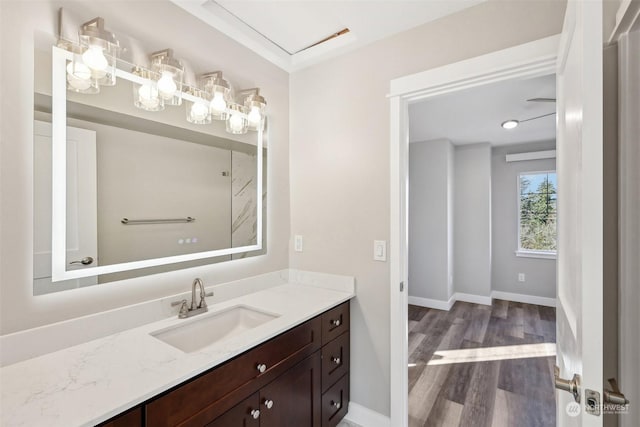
[250, 409, 260, 419]
[331, 319, 341, 327]
[256, 363, 267, 373]
[263, 399, 274, 409]
[331, 356, 341, 365]
[331, 400, 342, 409]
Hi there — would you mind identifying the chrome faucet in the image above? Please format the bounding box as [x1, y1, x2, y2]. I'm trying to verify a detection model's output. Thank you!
[171, 278, 213, 319]
[191, 278, 206, 310]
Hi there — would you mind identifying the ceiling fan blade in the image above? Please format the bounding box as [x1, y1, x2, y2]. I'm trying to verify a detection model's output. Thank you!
[526, 97, 556, 103]
[520, 112, 556, 123]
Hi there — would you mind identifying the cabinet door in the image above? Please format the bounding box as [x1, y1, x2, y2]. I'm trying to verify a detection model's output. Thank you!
[205, 393, 260, 427]
[259, 352, 321, 427]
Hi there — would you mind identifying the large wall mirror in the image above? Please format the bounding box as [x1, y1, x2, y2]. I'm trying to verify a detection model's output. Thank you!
[33, 43, 267, 295]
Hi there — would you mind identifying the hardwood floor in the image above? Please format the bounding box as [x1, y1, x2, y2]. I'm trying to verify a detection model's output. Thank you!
[408, 300, 556, 427]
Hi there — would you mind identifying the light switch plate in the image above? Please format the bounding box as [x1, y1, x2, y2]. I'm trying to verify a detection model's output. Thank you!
[374, 240, 387, 261]
[294, 235, 303, 252]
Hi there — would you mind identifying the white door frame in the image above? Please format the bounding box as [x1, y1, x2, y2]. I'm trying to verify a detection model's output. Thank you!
[388, 35, 560, 427]
[613, 2, 640, 425]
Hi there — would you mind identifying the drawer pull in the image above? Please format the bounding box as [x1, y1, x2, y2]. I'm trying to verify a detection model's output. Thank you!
[263, 399, 274, 409]
[256, 363, 267, 373]
[331, 356, 341, 365]
[250, 409, 260, 419]
[331, 400, 342, 409]
[331, 319, 341, 327]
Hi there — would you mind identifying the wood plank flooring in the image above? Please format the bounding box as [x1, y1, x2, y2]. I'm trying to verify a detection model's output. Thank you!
[408, 300, 556, 427]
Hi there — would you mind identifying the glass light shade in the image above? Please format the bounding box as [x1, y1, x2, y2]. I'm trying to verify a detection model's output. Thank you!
[151, 50, 183, 106]
[209, 91, 229, 120]
[65, 54, 99, 94]
[201, 72, 231, 120]
[132, 69, 164, 112]
[243, 91, 266, 132]
[79, 18, 119, 87]
[186, 91, 212, 124]
[226, 104, 248, 135]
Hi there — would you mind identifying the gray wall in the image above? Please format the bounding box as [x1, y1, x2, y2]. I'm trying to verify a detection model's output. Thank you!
[491, 141, 557, 298]
[408, 139, 454, 302]
[454, 143, 492, 297]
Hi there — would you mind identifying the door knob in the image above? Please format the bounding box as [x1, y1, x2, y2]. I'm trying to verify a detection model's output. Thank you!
[555, 365, 581, 403]
[263, 399, 274, 409]
[250, 409, 260, 419]
[69, 256, 94, 266]
[604, 378, 629, 405]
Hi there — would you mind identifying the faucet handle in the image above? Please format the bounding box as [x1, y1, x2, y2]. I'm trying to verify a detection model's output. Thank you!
[198, 291, 213, 309]
[171, 299, 189, 318]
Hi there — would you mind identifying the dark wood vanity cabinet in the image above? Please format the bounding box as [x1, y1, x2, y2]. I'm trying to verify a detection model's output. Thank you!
[101, 302, 350, 427]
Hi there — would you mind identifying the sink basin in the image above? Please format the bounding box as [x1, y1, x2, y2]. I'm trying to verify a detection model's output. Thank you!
[151, 305, 280, 353]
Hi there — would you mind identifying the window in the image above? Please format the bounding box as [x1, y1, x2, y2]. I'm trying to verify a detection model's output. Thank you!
[517, 171, 557, 257]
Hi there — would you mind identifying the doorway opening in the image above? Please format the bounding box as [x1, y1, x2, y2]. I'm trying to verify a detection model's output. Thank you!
[388, 35, 560, 427]
[405, 74, 558, 426]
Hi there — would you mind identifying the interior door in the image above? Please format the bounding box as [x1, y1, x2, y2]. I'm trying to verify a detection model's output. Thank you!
[555, 1, 604, 425]
[33, 120, 98, 293]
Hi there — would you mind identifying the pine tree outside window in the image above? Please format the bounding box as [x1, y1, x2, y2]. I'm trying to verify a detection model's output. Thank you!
[517, 171, 557, 257]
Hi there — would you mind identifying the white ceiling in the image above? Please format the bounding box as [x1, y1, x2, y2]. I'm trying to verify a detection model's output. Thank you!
[409, 74, 557, 146]
[171, 0, 486, 71]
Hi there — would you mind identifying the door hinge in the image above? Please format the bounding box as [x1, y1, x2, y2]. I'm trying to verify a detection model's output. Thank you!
[400, 281, 404, 292]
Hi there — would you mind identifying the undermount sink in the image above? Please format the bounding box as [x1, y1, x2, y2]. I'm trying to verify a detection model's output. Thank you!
[151, 305, 280, 353]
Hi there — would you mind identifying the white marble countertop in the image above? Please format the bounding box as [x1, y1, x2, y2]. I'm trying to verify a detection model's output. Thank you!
[0, 282, 354, 427]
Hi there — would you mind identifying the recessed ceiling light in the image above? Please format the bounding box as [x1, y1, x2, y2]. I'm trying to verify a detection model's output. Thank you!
[501, 120, 519, 130]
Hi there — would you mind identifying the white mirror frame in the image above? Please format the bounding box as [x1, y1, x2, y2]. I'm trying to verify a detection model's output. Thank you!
[51, 46, 263, 282]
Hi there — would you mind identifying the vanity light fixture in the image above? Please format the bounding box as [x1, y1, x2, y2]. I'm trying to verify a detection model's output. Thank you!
[78, 17, 119, 86]
[57, 9, 267, 135]
[239, 88, 267, 132]
[132, 67, 164, 112]
[201, 72, 231, 120]
[150, 49, 184, 106]
[226, 104, 249, 134]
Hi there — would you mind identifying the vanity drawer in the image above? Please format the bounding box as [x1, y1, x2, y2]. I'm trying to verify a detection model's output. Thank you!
[98, 406, 142, 427]
[146, 316, 321, 427]
[321, 332, 349, 392]
[321, 302, 349, 345]
[321, 374, 349, 427]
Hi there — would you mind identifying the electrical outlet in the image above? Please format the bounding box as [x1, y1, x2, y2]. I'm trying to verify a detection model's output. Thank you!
[294, 235, 303, 252]
[518, 273, 526, 282]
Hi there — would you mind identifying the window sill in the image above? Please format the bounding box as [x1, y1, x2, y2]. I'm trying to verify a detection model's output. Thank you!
[515, 250, 557, 260]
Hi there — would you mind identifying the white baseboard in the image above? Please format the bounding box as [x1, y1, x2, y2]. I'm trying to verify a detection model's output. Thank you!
[344, 402, 390, 427]
[407, 295, 454, 311]
[408, 291, 556, 311]
[454, 292, 492, 306]
[491, 291, 556, 307]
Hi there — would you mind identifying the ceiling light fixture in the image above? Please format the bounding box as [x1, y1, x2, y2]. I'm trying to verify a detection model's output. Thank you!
[501, 120, 519, 129]
[501, 112, 556, 130]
